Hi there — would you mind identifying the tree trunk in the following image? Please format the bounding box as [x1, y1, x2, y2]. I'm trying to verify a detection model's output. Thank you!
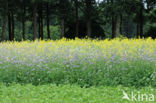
[11, 11, 15, 40]
[40, 4, 43, 40]
[112, 15, 121, 38]
[22, 6, 26, 40]
[61, 19, 65, 38]
[33, 2, 37, 41]
[120, 14, 122, 34]
[1, 15, 7, 41]
[1, 3, 8, 41]
[137, 1, 143, 38]
[46, 3, 50, 39]
[111, 0, 123, 38]
[75, 0, 79, 37]
[38, 9, 41, 39]
[112, 16, 115, 38]
[139, 4, 143, 38]
[86, 0, 92, 37]
[111, 0, 115, 38]
[8, 11, 12, 41]
[114, 15, 121, 37]
[136, 23, 140, 38]
[87, 20, 91, 37]
[38, 18, 41, 39]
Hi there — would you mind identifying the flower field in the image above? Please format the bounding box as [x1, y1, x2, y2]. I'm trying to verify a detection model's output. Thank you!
[0, 38, 155, 87]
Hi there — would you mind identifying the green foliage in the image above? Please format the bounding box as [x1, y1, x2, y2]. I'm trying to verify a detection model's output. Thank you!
[0, 84, 155, 103]
[11, 24, 61, 40]
[43, 25, 61, 40]
[144, 8, 156, 38]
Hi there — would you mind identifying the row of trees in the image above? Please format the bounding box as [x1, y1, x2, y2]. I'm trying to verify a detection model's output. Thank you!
[0, 0, 155, 41]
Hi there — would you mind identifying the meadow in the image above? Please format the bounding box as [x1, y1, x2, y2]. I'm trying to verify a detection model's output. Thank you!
[0, 38, 155, 102]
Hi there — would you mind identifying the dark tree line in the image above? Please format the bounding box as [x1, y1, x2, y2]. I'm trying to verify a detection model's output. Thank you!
[0, 0, 155, 41]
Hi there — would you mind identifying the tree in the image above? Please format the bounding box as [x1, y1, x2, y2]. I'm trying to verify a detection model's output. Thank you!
[110, 0, 122, 38]
[85, 0, 93, 37]
[46, 2, 50, 39]
[7, 0, 16, 41]
[32, 1, 38, 40]
[144, 0, 156, 38]
[0, 1, 8, 41]
[8, 10, 12, 41]
[11, 11, 15, 40]
[21, 0, 27, 40]
[57, 0, 71, 38]
[136, 0, 144, 38]
[58, 0, 66, 37]
[75, 0, 79, 37]
[38, 2, 43, 40]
